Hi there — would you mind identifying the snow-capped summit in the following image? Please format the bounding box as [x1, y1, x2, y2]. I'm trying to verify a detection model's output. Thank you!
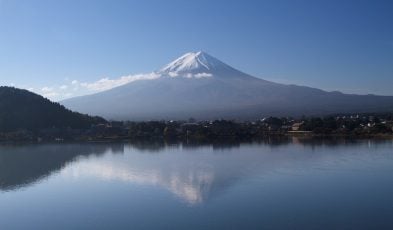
[158, 51, 255, 79]
[159, 51, 223, 73]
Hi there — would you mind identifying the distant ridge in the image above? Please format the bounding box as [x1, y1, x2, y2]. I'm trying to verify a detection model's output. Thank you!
[61, 51, 393, 120]
[0, 86, 105, 131]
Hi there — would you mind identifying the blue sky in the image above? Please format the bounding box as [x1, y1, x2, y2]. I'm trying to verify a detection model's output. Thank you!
[0, 0, 392, 100]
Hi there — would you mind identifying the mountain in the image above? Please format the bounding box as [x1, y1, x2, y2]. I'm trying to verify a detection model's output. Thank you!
[0, 87, 105, 131]
[61, 51, 393, 120]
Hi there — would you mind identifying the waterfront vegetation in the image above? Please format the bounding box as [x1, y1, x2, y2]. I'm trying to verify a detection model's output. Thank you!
[1, 113, 393, 142]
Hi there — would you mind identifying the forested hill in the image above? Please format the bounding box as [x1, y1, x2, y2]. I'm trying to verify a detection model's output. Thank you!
[0, 87, 106, 132]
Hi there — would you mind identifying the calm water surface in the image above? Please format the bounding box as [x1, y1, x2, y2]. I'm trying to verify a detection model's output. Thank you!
[1, 138, 393, 229]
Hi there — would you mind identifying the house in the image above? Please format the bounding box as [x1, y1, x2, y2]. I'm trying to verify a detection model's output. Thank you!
[291, 122, 303, 131]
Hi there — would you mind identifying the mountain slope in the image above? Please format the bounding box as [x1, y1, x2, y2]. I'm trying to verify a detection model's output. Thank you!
[61, 51, 393, 120]
[0, 87, 105, 131]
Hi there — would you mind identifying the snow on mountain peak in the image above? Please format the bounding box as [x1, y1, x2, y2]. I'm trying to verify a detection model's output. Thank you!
[159, 51, 229, 75]
[156, 51, 259, 80]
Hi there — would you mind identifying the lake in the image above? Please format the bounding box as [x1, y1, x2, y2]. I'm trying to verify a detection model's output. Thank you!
[1, 138, 393, 229]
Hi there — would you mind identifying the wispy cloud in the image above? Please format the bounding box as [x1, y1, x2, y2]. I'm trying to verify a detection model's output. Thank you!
[22, 71, 216, 101]
[166, 72, 212, 79]
[78, 73, 160, 91]
[194, 73, 213, 78]
[41, 87, 54, 92]
[60, 85, 68, 90]
[24, 72, 161, 101]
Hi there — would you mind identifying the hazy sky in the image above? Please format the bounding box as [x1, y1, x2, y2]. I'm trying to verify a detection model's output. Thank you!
[0, 0, 392, 100]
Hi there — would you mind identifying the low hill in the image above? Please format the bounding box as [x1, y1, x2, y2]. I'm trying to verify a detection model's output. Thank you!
[0, 86, 105, 132]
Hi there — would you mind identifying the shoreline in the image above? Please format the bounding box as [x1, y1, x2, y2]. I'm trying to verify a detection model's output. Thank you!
[0, 132, 392, 145]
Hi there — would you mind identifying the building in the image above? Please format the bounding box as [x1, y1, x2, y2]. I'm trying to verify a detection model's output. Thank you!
[291, 122, 303, 131]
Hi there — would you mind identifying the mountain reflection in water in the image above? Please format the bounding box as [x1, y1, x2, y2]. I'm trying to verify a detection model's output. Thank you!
[0, 138, 392, 205]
